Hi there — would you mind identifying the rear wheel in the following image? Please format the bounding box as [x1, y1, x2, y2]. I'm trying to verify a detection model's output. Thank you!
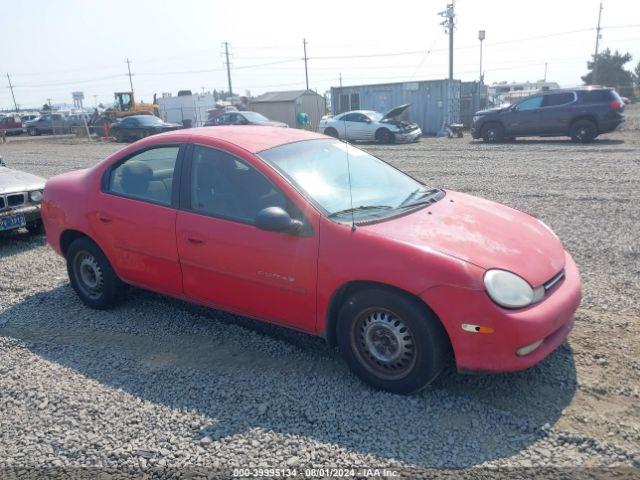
[66, 237, 127, 309]
[324, 127, 339, 138]
[481, 122, 504, 143]
[27, 128, 38, 136]
[337, 288, 450, 394]
[570, 119, 597, 143]
[375, 128, 394, 144]
[115, 132, 125, 143]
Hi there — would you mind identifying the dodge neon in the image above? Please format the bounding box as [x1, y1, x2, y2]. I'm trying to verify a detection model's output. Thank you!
[41, 127, 581, 393]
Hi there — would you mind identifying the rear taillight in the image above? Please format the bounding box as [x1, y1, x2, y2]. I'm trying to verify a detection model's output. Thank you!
[609, 101, 624, 111]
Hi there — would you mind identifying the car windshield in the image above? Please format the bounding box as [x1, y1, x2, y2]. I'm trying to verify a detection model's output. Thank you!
[241, 111, 269, 122]
[136, 116, 164, 126]
[260, 139, 434, 218]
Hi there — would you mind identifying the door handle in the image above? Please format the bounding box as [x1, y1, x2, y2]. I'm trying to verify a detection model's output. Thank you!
[97, 214, 112, 224]
[187, 236, 204, 245]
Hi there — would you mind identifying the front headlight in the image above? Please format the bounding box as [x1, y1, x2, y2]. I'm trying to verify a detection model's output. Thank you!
[472, 115, 480, 123]
[484, 269, 544, 309]
[29, 190, 43, 203]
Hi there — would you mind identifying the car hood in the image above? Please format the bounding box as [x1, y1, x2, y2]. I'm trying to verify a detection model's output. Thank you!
[382, 104, 411, 120]
[475, 105, 509, 116]
[366, 190, 565, 287]
[0, 167, 46, 194]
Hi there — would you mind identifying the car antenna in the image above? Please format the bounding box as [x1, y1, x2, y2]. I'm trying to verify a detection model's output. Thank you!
[343, 114, 356, 232]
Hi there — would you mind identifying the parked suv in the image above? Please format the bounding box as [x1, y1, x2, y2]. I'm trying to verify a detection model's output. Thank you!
[472, 88, 625, 143]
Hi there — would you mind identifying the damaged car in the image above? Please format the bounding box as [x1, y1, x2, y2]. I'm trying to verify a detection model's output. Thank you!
[0, 156, 46, 234]
[318, 104, 422, 143]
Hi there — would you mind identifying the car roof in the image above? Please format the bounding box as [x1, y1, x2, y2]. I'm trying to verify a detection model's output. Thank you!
[170, 126, 327, 153]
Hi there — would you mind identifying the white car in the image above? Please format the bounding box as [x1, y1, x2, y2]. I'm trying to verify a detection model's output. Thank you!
[318, 104, 422, 143]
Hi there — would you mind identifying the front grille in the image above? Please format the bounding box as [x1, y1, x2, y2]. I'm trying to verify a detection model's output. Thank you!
[7, 193, 26, 208]
[544, 269, 565, 291]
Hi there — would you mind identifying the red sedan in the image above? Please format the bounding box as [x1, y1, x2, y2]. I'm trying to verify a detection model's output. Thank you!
[41, 127, 581, 393]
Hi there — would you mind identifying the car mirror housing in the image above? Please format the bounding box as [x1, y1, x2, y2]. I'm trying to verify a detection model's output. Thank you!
[255, 207, 302, 234]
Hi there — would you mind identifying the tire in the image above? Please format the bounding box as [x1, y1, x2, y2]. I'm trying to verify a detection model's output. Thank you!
[26, 220, 45, 235]
[570, 119, 597, 143]
[27, 128, 38, 136]
[141, 129, 150, 139]
[66, 237, 127, 309]
[375, 128, 395, 144]
[115, 132, 125, 143]
[336, 288, 450, 394]
[481, 122, 504, 143]
[324, 127, 339, 138]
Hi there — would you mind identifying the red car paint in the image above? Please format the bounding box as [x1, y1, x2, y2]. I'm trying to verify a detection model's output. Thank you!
[42, 126, 581, 373]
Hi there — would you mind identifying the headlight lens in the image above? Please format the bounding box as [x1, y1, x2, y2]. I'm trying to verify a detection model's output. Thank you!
[472, 115, 480, 123]
[29, 190, 43, 203]
[484, 269, 542, 309]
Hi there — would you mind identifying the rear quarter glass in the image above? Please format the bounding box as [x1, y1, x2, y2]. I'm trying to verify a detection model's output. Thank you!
[578, 89, 620, 103]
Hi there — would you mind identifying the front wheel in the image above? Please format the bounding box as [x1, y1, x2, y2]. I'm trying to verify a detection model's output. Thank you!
[324, 127, 339, 138]
[337, 288, 450, 394]
[375, 128, 394, 144]
[27, 128, 38, 136]
[481, 123, 504, 143]
[66, 237, 127, 309]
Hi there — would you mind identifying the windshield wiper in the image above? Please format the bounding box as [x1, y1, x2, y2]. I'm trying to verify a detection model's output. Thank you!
[398, 188, 441, 208]
[328, 205, 393, 218]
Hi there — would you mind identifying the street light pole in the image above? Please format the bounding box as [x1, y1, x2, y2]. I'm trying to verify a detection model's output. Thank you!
[478, 30, 485, 84]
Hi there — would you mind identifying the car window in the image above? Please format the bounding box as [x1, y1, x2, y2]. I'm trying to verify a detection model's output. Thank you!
[578, 89, 620, 103]
[542, 92, 574, 107]
[108, 147, 179, 206]
[190, 145, 289, 224]
[515, 96, 543, 111]
[343, 113, 366, 122]
[217, 114, 229, 124]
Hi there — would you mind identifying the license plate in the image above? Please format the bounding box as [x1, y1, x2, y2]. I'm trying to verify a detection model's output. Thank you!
[0, 213, 26, 231]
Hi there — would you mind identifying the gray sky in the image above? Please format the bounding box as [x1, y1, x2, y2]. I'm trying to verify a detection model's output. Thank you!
[2, 0, 639, 110]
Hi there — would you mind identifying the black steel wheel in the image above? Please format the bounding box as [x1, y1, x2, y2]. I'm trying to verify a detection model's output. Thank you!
[337, 288, 450, 393]
[375, 128, 395, 144]
[66, 237, 127, 309]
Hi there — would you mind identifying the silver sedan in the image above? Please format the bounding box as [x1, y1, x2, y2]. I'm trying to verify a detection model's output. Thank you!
[318, 104, 422, 144]
[0, 156, 46, 234]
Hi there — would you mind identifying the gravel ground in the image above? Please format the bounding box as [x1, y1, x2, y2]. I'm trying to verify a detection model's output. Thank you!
[1, 106, 639, 479]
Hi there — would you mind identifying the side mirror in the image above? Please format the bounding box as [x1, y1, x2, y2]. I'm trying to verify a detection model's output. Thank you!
[365, 118, 372, 123]
[255, 207, 303, 234]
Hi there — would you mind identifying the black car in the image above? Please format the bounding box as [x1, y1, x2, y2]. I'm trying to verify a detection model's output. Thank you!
[204, 111, 288, 127]
[472, 88, 625, 143]
[110, 115, 182, 142]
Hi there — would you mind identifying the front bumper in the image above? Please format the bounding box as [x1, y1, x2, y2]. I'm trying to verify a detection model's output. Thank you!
[395, 128, 422, 143]
[0, 205, 41, 232]
[421, 251, 582, 373]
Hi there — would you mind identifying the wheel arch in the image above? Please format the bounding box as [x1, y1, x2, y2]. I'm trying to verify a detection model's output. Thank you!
[59, 229, 93, 257]
[323, 280, 452, 351]
[569, 115, 599, 132]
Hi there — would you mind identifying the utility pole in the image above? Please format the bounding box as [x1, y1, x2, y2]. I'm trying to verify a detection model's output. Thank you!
[544, 62, 548, 82]
[592, 1, 603, 85]
[439, 2, 455, 80]
[339, 73, 342, 88]
[478, 30, 485, 84]
[223, 42, 233, 96]
[6, 73, 19, 112]
[126, 58, 134, 92]
[303, 38, 309, 90]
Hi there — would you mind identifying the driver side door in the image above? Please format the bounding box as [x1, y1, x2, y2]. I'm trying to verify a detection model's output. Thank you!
[505, 95, 544, 136]
[175, 144, 319, 331]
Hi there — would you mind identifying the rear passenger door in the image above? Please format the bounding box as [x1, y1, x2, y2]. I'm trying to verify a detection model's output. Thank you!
[539, 92, 577, 135]
[92, 145, 185, 295]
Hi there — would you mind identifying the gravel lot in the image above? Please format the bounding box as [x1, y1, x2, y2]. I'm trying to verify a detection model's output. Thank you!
[1, 107, 639, 479]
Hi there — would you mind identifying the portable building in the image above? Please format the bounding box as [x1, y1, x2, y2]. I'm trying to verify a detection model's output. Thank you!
[330, 79, 462, 135]
[249, 90, 326, 131]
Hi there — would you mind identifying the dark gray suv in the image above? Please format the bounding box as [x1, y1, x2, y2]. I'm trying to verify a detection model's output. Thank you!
[472, 88, 625, 143]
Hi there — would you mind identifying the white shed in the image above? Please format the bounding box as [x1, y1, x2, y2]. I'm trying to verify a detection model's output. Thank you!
[249, 90, 326, 131]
